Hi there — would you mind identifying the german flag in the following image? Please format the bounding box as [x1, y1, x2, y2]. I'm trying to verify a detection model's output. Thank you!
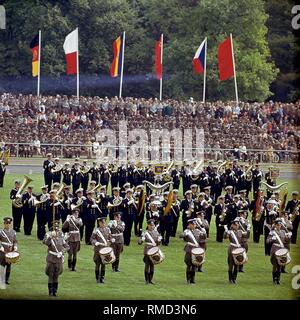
[110, 34, 124, 77]
[30, 34, 39, 77]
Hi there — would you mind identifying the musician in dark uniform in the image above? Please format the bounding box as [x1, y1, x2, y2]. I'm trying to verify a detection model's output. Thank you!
[199, 171, 209, 192]
[118, 165, 127, 191]
[214, 196, 227, 242]
[0, 217, 18, 289]
[285, 191, 299, 244]
[236, 165, 246, 194]
[108, 212, 125, 272]
[210, 168, 223, 203]
[182, 165, 191, 194]
[264, 199, 278, 256]
[43, 221, 69, 296]
[71, 188, 85, 240]
[71, 161, 82, 195]
[281, 212, 293, 273]
[43, 153, 54, 191]
[108, 187, 123, 220]
[46, 190, 64, 232]
[36, 185, 49, 241]
[134, 185, 145, 237]
[146, 199, 161, 227]
[98, 186, 109, 218]
[52, 158, 62, 184]
[224, 168, 237, 193]
[224, 186, 233, 204]
[61, 186, 73, 223]
[80, 160, 89, 192]
[267, 218, 292, 285]
[145, 167, 155, 196]
[120, 182, 131, 199]
[0, 159, 6, 187]
[62, 209, 82, 272]
[237, 210, 251, 272]
[265, 167, 275, 199]
[226, 195, 240, 228]
[180, 219, 206, 284]
[138, 219, 162, 284]
[62, 162, 72, 186]
[252, 164, 262, 198]
[121, 188, 136, 246]
[10, 179, 22, 232]
[171, 189, 181, 237]
[191, 184, 199, 199]
[22, 185, 36, 236]
[203, 186, 213, 225]
[91, 217, 112, 284]
[83, 190, 98, 245]
[250, 188, 265, 243]
[180, 190, 194, 231]
[100, 165, 110, 189]
[224, 219, 248, 284]
[89, 161, 100, 185]
[171, 166, 180, 190]
[160, 191, 173, 246]
[110, 166, 119, 193]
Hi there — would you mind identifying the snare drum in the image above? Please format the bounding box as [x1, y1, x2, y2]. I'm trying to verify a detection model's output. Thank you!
[232, 247, 248, 265]
[275, 248, 291, 266]
[99, 247, 116, 265]
[5, 252, 20, 264]
[191, 247, 205, 266]
[147, 246, 165, 265]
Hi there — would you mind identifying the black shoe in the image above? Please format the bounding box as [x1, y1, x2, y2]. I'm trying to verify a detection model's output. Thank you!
[5, 281, 9, 285]
[272, 272, 277, 285]
[145, 272, 149, 284]
[228, 271, 233, 284]
[68, 260, 72, 271]
[186, 271, 190, 284]
[72, 259, 77, 271]
[149, 272, 155, 284]
[95, 270, 100, 283]
[52, 283, 58, 296]
[48, 283, 52, 296]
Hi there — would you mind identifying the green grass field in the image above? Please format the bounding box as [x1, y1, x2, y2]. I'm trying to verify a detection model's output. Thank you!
[0, 173, 299, 300]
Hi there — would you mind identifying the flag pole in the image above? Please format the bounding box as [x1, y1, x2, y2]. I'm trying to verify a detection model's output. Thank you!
[202, 37, 207, 103]
[76, 27, 79, 101]
[230, 33, 238, 106]
[37, 30, 41, 98]
[159, 33, 163, 101]
[119, 31, 125, 98]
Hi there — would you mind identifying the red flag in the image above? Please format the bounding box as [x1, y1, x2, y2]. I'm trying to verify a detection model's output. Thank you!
[63, 29, 78, 75]
[155, 35, 163, 80]
[218, 37, 234, 81]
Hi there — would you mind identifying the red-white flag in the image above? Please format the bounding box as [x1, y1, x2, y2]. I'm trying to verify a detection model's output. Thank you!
[218, 37, 234, 81]
[63, 29, 78, 75]
[155, 35, 163, 80]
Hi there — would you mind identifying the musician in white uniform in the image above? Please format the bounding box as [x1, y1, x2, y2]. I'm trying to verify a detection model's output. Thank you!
[62, 209, 83, 271]
[138, 219, 162, 284]
[90, 217, 113, 284]
[224, 219, 248, 284]
[180, 218, 206, 284]
[267, 218, 292, 285]
[0, 217, 18, 289]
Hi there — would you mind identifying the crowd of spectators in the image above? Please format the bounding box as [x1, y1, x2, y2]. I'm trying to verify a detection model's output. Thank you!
[0, 93, 299, 162]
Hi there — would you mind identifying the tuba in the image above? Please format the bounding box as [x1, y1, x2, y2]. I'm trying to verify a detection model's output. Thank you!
[217, 160, 227, 175]
[161, 161, 174, 182]
[107, 196, 123, 209]
[51, 164, 63, 173]
[164, 190, 174, 216]
[290, 202, 300, 223]
[33, 193, 50, 206]
[12, 175, 34, 208]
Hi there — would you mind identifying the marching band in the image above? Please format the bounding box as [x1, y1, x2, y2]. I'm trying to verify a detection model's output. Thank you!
[0, 156, 298, 295]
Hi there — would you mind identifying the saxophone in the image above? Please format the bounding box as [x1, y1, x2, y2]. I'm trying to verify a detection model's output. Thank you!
[220, 204, 227, 222]
[290, 202, 299, 222]
[254, 190, 264, 222]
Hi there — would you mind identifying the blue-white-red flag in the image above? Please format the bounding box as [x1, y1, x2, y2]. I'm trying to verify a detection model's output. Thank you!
[192, 38, 206, 75]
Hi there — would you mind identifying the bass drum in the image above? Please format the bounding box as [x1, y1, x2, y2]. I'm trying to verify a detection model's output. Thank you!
[147, 246, 165, 265]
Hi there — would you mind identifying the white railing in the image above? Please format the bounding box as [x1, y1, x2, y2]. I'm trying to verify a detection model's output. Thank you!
[1, 142, 298, 164]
